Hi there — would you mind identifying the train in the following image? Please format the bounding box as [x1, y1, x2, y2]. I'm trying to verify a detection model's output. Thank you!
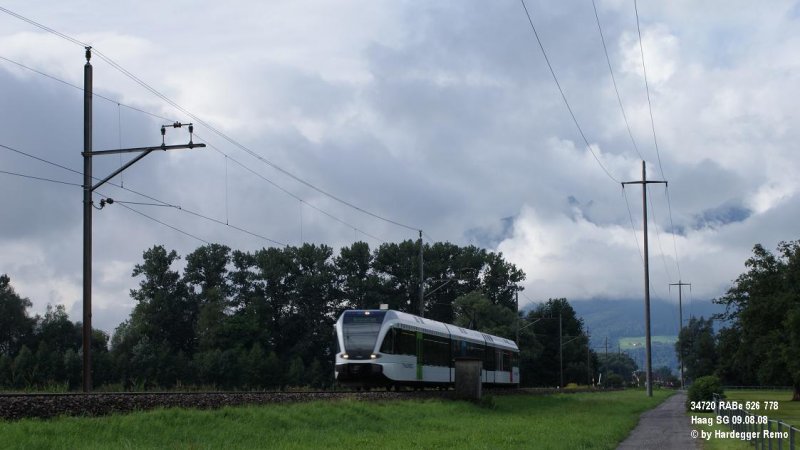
[334, 308, 520, 389]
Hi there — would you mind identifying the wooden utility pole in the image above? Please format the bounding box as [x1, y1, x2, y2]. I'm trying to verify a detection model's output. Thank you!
[82, 49, 204, 392]
[670, 280, 691, 389]
[418, 230, 424, 317]
[622, 160, 666, 397]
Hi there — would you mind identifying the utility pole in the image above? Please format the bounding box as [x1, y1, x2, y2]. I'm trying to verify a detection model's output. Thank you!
[670, 280, 691, 389]
[515, 291, 520, 344]
[82, 47, 92, 393]
[81, 48, 204, 392]
[622, 160, 666, 398]
[586, 329, 591, 386]
[559, 313, 563, 389]
[418, 230, 424, 317]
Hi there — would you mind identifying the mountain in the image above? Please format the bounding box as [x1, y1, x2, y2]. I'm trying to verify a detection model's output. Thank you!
[522, 298, 725, 373]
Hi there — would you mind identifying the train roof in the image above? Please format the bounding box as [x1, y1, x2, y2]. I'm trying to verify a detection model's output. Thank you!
[339, 309, 519, 351]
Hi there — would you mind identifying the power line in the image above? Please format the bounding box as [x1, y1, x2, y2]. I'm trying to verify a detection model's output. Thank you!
[0, 56, 390, 245]
[0, 7, 421, 234]
[114, 201, 210, 245]
[647, 185, 674, 283]
[518, 0, 620, 184]
[1, 141, 287, 246]
[633, 0, 665, 181]
[0, 142, 175, 207]
[622, 186, 644, 264]
[0, 6, 87, 47]
[0, 55, 173, 122]
[664, 186, 682, 281]
[590, 0, 644, 162]
[0, 169, 82, 187]
[633, 1, 683, 282]
[195, 134, 387, 244]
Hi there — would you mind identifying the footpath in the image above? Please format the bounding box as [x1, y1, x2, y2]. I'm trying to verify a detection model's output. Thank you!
[617, 391, 700, 450]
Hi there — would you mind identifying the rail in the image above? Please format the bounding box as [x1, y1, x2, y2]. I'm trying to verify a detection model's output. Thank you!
[713, 393, 798, 449]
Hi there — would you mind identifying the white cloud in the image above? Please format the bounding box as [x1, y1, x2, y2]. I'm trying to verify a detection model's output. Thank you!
[1, 0, 799, 334]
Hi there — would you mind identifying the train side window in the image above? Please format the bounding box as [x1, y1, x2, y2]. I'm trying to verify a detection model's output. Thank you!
[395, 329, 417, 356]
[483, 345, 496, 371]
[422, 333, 450, 367]
[502, 351, 511, 371]
[379, 328, 395, 354]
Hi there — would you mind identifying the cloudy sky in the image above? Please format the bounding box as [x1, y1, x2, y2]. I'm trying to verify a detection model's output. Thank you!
[1, 1, 799, 333]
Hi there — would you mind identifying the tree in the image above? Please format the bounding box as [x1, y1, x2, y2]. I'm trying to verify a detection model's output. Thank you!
[335, 242, 381, 310]
[12, 345, 35, 388]
[597, 352, 638, 383]
[714, 241, 800, 400]
[523, 298, 592, 387]
[129, 246, 195, 355]
[675, 316, 717, 382]
[453, 291, 516, 338]
[0, 274, 35, 356]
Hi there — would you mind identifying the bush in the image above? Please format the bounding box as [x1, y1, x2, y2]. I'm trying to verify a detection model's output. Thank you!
[605, 373, 624, 389]
[686, 375, 724, 410]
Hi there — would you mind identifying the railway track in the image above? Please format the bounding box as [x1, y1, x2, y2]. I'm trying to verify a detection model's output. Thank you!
[0, 389, 447, 421]
[0, 387, 594, 421]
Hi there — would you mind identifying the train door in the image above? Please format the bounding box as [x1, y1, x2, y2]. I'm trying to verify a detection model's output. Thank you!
[416, 331, 423, 380]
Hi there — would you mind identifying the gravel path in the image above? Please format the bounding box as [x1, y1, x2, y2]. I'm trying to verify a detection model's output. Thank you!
[617, 391, 700, 450]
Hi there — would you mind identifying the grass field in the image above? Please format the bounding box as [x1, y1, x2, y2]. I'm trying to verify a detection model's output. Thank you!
[0, 389, 671, 449]
[688, 411, 751, 450]
[687, 390, 799, 450]
[618, 336, 677, 349]
[724, 389, 800, 428]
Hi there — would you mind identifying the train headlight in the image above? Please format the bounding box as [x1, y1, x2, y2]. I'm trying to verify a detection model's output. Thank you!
[370, 353, 379, 359]
[342, 353, 349, 359]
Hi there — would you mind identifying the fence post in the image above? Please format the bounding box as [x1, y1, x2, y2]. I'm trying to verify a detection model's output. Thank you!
[768, 420, 773, 450]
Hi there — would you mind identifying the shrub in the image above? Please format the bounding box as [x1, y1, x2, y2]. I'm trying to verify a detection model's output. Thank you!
[686, 375, 724, 410]
[605, 374, 624, 389]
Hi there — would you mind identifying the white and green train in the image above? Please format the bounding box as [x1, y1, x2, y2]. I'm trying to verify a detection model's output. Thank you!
[334, 309, 520, 389]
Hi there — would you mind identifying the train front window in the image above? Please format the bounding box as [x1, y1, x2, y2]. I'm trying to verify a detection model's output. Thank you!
[342, 311, 387, 357]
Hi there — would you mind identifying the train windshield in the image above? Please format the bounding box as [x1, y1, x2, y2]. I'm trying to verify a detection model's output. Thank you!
[342, 311, 387, 357]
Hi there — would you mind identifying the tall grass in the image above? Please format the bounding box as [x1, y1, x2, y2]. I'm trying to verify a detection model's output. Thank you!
[0, 389, 671, 449]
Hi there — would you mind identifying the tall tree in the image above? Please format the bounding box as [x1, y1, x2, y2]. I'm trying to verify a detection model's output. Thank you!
[335, 242, 381, 310]
[523, 298, 592, 387]
[184, 244, 232, 351]
[675, 316, 718, 382]
[0, 274, 35, 356]
[715, 241, 800, 400]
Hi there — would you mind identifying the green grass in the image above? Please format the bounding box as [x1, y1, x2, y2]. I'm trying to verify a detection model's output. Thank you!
[0, 390, 671, 449]
[688, 411, 751, 450]
[687, 390, 799, 449]
[618, 336, 677, 349]
[724, 389, 800, 428]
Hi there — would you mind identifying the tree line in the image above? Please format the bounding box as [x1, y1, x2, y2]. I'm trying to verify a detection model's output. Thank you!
[0, 240, 607, 391]
[0, 240, 582, 390]
[676, 241, 800, 401]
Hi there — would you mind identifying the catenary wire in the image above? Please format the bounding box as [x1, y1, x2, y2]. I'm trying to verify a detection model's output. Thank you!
[590, 0, 644, 161]
[194, 133, 387, 244]
[518, 0, 620, 184]
[0, 56, 389, 245]
[0, 7, 421, 234]
[0, 169, 82, 187]
[2, 141, 287, 246]
[0, 56, 173, 123]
